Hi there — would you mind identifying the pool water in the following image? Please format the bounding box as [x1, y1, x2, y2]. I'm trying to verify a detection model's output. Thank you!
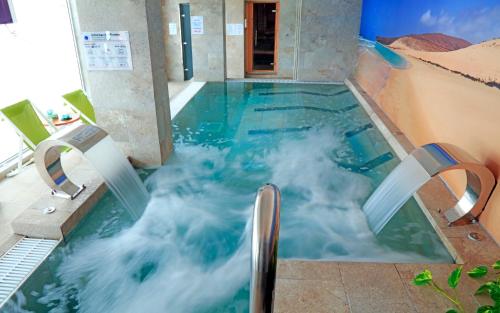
[3, 82, 451, 313]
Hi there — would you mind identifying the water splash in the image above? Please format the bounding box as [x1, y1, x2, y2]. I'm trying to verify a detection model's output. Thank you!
[363, 154, 431, 234]
[6, 128, 450, 313]
[84, 136, 150, 219]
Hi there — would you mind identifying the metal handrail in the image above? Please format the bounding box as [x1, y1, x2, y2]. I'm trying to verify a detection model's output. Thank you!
[250, 184, 281, 313]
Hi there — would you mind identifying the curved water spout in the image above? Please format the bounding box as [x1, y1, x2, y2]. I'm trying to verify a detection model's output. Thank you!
[363, 143, 496, 234]
[34, 124, 150, 220]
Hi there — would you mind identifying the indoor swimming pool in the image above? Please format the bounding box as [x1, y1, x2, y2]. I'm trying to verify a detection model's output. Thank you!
[2, 82, 452, 313]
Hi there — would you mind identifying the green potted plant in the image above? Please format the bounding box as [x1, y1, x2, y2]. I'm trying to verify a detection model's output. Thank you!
[413, 261, 500, 313]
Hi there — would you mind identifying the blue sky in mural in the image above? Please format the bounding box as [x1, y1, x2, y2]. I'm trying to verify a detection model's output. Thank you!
[360, 0, 500, 43]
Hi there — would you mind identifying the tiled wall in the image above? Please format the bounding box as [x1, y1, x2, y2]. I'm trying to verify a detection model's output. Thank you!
[190, 0, 226, 82]
[297, 0, 362, 81]
[162, 0, 185, 82]
[162, 0, 362, 82]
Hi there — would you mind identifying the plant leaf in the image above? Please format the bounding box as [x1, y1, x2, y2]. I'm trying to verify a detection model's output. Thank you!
[490, 284, 500, 302]
[446, 309, 458, 313]
[476, 305, 494, 313]
[448, 266, 463, 289]
[493, 261, 500, 270]
[476, 282, 495, 295]
[468, 266, 489, 278]
[413, 269, 433, 286]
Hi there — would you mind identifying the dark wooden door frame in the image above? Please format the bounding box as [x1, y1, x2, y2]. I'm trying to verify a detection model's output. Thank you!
[245, 1, 280, 75]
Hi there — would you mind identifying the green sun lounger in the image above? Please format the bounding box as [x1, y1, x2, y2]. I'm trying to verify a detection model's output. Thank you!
[0, 99, 57, 175]
[0, 99, 55, 150]
[62, 89, 96, 125]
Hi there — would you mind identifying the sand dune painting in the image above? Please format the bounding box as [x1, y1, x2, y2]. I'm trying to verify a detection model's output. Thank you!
[359, 0, 500, 90]
[355, 0, 500, 239]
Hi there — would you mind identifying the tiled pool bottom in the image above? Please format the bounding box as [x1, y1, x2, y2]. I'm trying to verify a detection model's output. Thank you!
[2, 82, 452, 313]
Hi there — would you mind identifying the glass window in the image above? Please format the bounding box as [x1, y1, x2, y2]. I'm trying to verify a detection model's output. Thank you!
[0, 0, 81, 166]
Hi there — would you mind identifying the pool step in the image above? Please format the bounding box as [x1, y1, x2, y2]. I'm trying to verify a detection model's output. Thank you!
[0, 238, 59, 307]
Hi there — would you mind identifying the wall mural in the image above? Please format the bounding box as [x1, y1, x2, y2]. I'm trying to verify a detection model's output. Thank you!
[355, 0, 500, 242]
[359, 0, 500, 88]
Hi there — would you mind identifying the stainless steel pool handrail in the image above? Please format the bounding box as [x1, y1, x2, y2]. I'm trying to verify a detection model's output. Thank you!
[250, 184, 281, 313]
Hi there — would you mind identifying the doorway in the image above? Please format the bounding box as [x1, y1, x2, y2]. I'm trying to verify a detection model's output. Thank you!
[179, 3, 193, 80]
[245, 1, 279, 75]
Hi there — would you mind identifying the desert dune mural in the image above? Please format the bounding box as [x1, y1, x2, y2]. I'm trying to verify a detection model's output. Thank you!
[355, 0, 500, 241]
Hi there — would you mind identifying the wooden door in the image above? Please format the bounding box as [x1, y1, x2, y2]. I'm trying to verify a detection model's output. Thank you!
[245, 2, 254, 74]
[245, 2, 280, 75]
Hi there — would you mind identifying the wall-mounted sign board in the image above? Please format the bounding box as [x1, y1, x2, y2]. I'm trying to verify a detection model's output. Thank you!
[81, 31, 133, 71]
[226, 23, 243, 36]
[168, 23, 177, 35]
[191, 16, 204, 35]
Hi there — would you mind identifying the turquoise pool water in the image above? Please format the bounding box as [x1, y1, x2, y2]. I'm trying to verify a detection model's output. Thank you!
[3, 82, 451, 313]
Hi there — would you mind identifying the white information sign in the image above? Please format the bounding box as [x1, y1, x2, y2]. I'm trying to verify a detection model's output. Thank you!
[82, 31, 133, 71]
[226, 23, 244, 36]
[191, 16, 204, 35]
[168, 23, 177, 35]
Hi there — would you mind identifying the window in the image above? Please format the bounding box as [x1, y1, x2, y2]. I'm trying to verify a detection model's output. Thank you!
[0, 0, 82, 168]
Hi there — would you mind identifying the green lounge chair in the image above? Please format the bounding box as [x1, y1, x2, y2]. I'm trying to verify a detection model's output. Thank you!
[0, 99, 56, 175]
[62, 89, 96, 125]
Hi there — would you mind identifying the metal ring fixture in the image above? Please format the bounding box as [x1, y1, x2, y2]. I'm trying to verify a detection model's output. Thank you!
[250, 184, 281, 313]
[411, 143, 496, 225]
[34, 124, 108, 200]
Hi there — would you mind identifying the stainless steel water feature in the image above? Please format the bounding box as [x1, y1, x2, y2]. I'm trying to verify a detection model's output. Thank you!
[411, 143, 495, 225]
[250, 184, 281, 313]
[35, 123, 150, 219]
[34, 124, 108, 199]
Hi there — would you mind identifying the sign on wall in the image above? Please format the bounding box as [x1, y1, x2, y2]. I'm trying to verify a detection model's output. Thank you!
[168, 23, 177, 35]
[191, 16, 204, 35]
[81, 31, 133, 71]
[226, 23, 243, 36]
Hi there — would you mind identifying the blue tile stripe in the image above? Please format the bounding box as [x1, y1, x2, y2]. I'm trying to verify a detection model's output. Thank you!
[344, 123, 373, 138]
[254, 104, 358, 114]
[248, 126, 312, 135]
[338, 152, 394, 173]
[258, 89, 350, 97]
[357, 152, 394, 173]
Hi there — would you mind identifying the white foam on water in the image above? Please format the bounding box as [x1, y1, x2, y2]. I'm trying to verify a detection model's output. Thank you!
[7, 128, 445, 313]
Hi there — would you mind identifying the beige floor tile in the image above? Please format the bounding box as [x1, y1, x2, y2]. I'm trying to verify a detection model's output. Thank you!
[340, 263, 416, 313]
[274, 278, 349, 313]
[278, 260, 341, 281]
